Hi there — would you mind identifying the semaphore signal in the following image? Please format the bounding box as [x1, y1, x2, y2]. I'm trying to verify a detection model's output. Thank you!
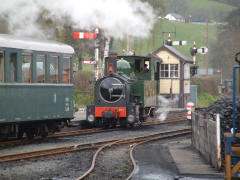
[73, 32, 97, 39]
[165, 34, 187, 46]
[190, 41, 208, 65]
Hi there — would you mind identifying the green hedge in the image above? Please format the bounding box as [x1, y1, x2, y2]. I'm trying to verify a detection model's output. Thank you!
[74, 89, 93, 108]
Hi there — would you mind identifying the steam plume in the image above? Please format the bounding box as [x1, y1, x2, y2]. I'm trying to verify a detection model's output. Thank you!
[0, 0, 155, 39]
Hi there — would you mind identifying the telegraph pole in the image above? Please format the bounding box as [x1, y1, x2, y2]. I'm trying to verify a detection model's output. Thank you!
[205, 17, 209, 75]
[95, 28, 100, 80]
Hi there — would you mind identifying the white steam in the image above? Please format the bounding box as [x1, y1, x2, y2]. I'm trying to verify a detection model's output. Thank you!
[0, 0, 155, 39]
[155, 95, 179, 121]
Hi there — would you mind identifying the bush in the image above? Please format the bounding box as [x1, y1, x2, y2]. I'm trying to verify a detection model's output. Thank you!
[74, 70, 94, 109]
[197, 93, 220, 107]
[74, 89, 93, 108]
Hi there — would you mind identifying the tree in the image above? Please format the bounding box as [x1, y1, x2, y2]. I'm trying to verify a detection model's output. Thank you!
[209, 9, 240, 78]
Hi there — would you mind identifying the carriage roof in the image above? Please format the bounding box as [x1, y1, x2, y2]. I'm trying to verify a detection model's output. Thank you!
[0, 34, 74, 54]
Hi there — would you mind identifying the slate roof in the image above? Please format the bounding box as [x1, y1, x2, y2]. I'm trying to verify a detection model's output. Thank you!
[151, 45, 193, 64]
[170, 13, 184, 20]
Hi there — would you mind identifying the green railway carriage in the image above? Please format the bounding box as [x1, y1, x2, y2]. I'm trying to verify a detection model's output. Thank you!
[0, 34, 75, 139]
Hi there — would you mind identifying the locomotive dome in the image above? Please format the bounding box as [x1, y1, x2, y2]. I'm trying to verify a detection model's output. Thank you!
[116, 59, 131, 78]
[99, 77, 124, 103]
[117, 59, 131, 70]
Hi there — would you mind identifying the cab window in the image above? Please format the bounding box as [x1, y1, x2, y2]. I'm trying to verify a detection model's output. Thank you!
[10, 53, 17, 82]
[22, 54, 32, 83]
[135, 59, 149, 73]
[50, 56, 59, 83]
[62, 57, 70, 84]
[0, 52, 4, 82]
[36, 55, 46, 83]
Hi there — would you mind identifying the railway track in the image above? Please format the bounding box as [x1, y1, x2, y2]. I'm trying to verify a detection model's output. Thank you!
[0, 116, 188, 147]
[76, 128, 191, 180]
[0, 128, 191, 164]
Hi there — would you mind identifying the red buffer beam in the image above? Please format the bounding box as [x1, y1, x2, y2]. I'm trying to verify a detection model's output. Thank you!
[73, 32, 97, 39]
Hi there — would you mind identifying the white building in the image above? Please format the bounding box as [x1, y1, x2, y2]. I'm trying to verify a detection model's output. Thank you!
[165, 13, 185, 23]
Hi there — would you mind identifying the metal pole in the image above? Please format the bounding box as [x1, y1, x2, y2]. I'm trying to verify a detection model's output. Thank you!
[95, 28, 100, 80]
[232, 66, 238, 139]
[216, 113, 221, 169]
[95, 47, 99, 80]
[205, 17, 208, 75]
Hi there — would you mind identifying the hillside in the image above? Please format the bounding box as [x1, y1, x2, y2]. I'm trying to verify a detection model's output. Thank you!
[112, 19, 217, 68]
[164, 0, 236, 22]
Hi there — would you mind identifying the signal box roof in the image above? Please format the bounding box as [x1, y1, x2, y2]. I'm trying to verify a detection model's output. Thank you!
[152, 45, 193, 64]
[0, 34, 74, 54]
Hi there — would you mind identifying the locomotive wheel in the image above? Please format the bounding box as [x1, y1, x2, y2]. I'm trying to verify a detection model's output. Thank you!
[17, 126, 24, 139]
[103, 124, 110, 129]
[120, 118, 127, 128]
[150, 108, 155, 117]
[17, 129, 24, 139]
[40, 125, 49, 138]
[26, 130, 34, 139]
[128, 123, 134, 128]
[113, 123, 117, 128]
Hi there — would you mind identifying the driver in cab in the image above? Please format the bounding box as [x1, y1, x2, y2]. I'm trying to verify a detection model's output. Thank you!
[144, 64, 149, 72]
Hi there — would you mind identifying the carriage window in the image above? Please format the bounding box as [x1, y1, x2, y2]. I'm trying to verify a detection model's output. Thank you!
[50, 56, 59, 83]
[10, 53, 17, 82]
[160, 64, 179, 78]
[22, 54, 32, 83]
[62, 57, 70, 84]
[0, 52, 4, 82]
[36, 55, 46, 83]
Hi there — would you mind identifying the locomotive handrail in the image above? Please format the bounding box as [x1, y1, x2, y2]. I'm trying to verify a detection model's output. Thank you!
[112, 84, 125, 86]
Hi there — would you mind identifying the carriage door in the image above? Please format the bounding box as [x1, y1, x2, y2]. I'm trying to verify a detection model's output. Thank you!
[5, 51, 18, 83]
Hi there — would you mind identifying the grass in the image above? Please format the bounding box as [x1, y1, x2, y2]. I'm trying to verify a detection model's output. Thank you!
[189, 0, 236, 12]
[112, 19, 217, 68]
[197, 93, 220, 107]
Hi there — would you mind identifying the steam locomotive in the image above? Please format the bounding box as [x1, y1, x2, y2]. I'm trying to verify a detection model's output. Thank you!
[86, 53, 162, 128]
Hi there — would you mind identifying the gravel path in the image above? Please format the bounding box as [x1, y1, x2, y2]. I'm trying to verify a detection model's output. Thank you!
[85, 145, 132, 180]
[0, 150, 94, 180]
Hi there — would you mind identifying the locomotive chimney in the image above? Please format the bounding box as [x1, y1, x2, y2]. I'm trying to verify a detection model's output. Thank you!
[106, 52, 118, 75]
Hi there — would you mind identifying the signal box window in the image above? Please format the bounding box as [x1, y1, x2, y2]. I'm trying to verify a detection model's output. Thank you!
[22, 54, 32, 83]
[50, 56, 59, 83]
[10, 53, 17, 82]
[160, 64, 179, 78]
[0, 52, 4, 82]
[62, 57, 71, 83]
[36, 55, 46, 83]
